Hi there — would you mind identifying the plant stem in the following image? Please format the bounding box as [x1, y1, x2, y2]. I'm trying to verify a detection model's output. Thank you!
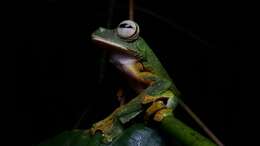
[160, 115, 218, 146]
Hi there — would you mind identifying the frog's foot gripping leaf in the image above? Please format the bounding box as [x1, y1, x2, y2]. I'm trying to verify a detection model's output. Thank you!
[144, 101, 173, 122]
[142, 90, 178, 108]
[142, 90, 177, 122]
[89, 96, 146, 144]
[90, 108, 124, 144]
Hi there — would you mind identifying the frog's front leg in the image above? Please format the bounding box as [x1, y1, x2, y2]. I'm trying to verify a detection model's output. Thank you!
[115, 72, 176, 123]
[140, 72, 178, 115]
[90, 73, 176, 143]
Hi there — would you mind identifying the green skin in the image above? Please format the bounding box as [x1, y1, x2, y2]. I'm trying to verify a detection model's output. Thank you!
[91, 27, 217, 146]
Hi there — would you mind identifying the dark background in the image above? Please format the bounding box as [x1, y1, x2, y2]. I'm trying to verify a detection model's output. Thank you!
[16, 0, 241, 145]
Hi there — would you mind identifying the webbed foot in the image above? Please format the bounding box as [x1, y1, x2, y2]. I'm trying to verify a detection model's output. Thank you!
[90, 108, 123, 143]
[142, 90, 176, 122]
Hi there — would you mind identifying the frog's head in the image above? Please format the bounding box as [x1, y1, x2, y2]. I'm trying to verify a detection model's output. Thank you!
[92, 20, 146, 60]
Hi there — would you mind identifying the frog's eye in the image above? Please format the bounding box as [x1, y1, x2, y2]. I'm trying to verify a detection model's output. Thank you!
[117, 20, 140, 41]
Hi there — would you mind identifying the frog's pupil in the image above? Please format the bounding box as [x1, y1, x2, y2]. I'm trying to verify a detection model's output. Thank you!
[119, 23, 133, 28]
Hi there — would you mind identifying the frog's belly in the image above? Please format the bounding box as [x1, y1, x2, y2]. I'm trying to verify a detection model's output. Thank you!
[110, 53, 148, 93]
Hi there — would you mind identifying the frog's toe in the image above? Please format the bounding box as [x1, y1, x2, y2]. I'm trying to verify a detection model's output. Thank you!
[153, 108, 173, 122]
[144, 100, 166, 120]
[142, 95, 168, 105]
[90, 114, 123, 144]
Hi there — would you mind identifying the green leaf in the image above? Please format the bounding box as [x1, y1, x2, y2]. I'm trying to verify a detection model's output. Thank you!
[37, 124, 165, 146]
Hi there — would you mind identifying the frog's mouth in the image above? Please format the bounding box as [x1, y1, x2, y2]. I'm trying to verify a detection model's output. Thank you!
[92, 35, 127, 50]
[92, 34, 138, 58]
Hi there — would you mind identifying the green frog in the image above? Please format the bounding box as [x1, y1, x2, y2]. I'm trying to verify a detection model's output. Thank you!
[90, 20, 217, 146]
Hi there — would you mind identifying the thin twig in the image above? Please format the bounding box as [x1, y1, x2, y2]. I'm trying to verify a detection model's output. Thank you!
[178, 99, 224, 146]
[98, 0, 116, 84]
[135, 6, 215, 49]
[129, 0, 134, 20]
[73, 108, 90, 129]
[107, 0, 116, 28]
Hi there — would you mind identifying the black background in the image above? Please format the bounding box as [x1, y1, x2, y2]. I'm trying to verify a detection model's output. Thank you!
[16, 0, 241, 146]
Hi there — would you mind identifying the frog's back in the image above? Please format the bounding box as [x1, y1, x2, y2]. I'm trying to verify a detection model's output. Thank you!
[140, 40, 181, 96]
